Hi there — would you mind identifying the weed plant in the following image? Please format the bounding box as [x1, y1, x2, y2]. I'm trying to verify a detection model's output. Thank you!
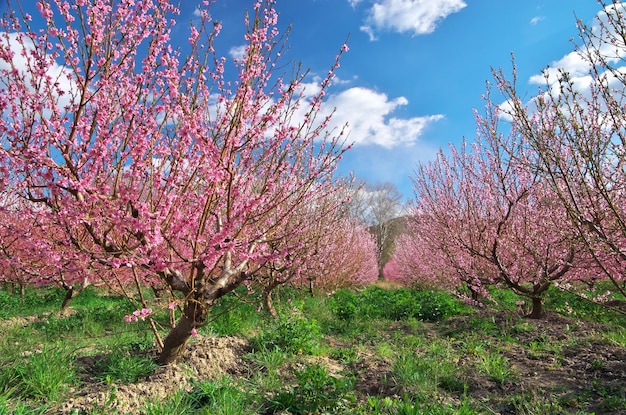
[361, 394, 476, 415]
[207, 290, 265, 336]
[265, 363, 355, 415]
[331, 286, 466, 323]
[143, 376, 257, 415]
[249, 306, 323, 355]
[476, 350, 513, 384]
[1, 345, 79, 403]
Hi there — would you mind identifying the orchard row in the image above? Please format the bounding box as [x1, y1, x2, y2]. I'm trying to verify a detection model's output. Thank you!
[1, 0, 625, 369]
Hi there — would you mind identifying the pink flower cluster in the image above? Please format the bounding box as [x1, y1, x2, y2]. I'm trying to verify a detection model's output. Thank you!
[124, 308, 152, 322]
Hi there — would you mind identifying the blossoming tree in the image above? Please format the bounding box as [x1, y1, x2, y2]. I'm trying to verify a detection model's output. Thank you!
[0, 0, 349, 364]
[492, 1, 626, 299]
[400, 89, 588, 318]
[247, 186, 379, 317]
[294, 215, 379, 292]
[384, 221, 497, 305]
[0, 195, 95, 307]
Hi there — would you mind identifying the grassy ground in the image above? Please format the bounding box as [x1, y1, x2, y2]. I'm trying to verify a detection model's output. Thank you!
[0, 283, 625, 414]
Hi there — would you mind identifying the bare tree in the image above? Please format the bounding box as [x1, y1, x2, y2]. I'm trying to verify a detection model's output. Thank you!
[342, 180, 406, 279]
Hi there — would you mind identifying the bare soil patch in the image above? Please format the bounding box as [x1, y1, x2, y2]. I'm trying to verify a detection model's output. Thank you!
[438, 310, 626, 414]
[61, 336, 250, 414]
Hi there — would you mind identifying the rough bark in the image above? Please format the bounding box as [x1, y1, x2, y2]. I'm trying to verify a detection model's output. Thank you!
[157, 266, 248, 364]
[263, 287, 278, 319]
[527, 296, 545, 319]
[60, 285, 77, 312]
[157, 291, 209, 365]
[60, 278, 90, 313]
[157, 312, 196, 365]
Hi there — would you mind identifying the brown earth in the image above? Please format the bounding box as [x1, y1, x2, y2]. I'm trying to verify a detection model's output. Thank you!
[60, 335, 250, 414]
[437, 310, 626, 414]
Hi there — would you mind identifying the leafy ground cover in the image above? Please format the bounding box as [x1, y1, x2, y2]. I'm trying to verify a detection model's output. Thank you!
[0, 284, 625, 414]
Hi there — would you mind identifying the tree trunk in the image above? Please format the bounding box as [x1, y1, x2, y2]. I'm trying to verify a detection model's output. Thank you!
[151, 284, 166, 299]
[60, 279, 90, 313]
[61, 285, 77, 312]
[157, 301, 207, 365]
[263, 287, 278, 319]
[157, 313, 195, 365]
[19, 283, 25, 298]
[526, 296, 544, 319]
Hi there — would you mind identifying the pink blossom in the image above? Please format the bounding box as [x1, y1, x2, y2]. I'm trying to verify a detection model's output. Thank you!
[189, 26, 200, 44]
[128, 308, 152, 321]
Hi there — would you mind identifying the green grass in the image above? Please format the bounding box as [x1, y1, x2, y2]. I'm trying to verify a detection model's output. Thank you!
[330, 286, 468, 322]
[359, 394, 477, 415]
[91, 347, 157, 384]
[205, 293, 265, 337]
[0, 344, 79, 403]
[0, 287, 65, 319]
[604, 326, 626, 347]
[1, 283, 625, 414]
[265, 363, 355, 414]
[249, 303, 323, 355]
[476, 349, 514, 384]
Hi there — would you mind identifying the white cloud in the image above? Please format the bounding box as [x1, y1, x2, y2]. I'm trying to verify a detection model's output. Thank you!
[529, 16, 545, 25]
[528, 51, 591, 85]
[287, 79, 442, 148]
[513, 2, 626, 125]
[590, 2, 626, 62]
[360, 25, 378, 42]
[321, 87, 444, 148]
[358, 0, 467, 38]
[228, 44, 247, 61]
[529, 2, 626, 87]
[295, 80, 323, 97]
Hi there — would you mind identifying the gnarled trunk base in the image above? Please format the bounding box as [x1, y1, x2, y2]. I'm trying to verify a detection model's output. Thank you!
[263, 288, 278, 319]
[157, 298, 208, 365]
[157, 314, 194, 365]
[526, 297, 544, 319]
[61, 286, 78, 313]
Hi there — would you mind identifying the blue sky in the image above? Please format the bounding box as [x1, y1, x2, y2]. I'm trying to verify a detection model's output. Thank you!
[188, 0, 605, 200]
[1, 0, 606, 200]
